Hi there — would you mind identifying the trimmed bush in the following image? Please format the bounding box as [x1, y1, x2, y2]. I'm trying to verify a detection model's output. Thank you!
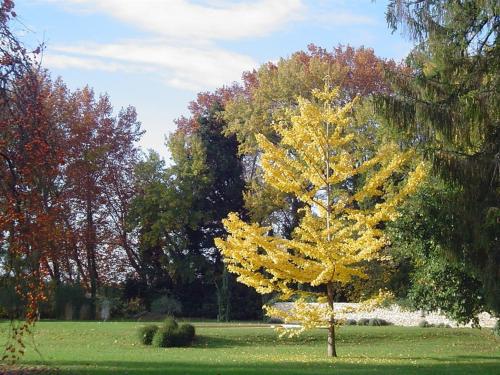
[368, 318, 391, 326]
[54, 283, 87, 320]
[176, 324, 196, 346]
[0, 280, 23, 319]
[138, 324, 159, 345]
[150, 319, 195, 348]
[357, 318, 370, 326]
[345, 319, 357, 326]
[163, 317, 179, 330]
[152, 325, 178, 348]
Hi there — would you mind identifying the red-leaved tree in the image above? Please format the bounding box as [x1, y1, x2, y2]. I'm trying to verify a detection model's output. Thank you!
[0, 0, 67, 361]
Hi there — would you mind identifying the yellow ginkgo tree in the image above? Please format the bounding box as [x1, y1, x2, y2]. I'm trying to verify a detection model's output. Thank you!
[215, 85, 426, 357]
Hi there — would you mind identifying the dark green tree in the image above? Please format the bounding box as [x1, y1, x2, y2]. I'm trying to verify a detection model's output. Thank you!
[127, 146, 208, 303]
[175, 98, 255, 321]
[128, 91, 261, 320]
[378, 0, 499, 313]
[388, 180, 486, 325]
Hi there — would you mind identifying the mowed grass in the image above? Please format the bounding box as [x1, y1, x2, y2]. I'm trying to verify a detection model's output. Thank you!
[1, 321, 499, 374]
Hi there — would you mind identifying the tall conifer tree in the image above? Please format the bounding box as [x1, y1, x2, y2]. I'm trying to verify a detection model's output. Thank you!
[378, 0, 499, 312]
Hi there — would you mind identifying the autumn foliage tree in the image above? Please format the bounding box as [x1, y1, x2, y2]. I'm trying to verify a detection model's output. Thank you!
[1, 3, 144, 344]
[223, 45, 400, 244]
[215, 85, 426, 357]
[0, 0, 67, 361]
[60, 86, 142, 317]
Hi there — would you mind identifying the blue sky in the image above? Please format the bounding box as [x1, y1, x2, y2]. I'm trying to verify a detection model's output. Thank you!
[14, 0, 413, 159]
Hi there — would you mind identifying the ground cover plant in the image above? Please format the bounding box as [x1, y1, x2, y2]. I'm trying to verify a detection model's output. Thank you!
[1, 321, 499, 375]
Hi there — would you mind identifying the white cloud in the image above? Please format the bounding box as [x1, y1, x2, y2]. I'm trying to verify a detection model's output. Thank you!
[42, 53, 142, 73]
[45, 40, 257, 91]
[46, 0, 305, 41]
[40, 0, 305, 91]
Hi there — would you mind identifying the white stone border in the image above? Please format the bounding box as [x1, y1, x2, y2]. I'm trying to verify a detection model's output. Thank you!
[273, 302, 497, 327]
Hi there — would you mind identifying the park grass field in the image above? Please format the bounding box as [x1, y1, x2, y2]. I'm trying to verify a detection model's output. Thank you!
[0, 321, 499, 374]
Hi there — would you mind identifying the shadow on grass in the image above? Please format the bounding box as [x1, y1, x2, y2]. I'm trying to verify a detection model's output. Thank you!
[192, 328, 474, 348]
[192, 334, 324, 348]
[0, 365, 60, 375]
[22, 359, 500, 375]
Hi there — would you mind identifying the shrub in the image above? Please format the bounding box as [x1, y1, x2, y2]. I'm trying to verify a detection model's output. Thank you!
[150, 319, 195, 348]
[368, 318, 390, 326]
[152, 325, 178, 348]
[418, 320, 428, 328]
[176, 324, 196, 346]
[97, 285, 123, 319]
[345, 319, 357, 326]
[436, 323, 451, 328]
[151, 295, 182, 316]
[138, 325, 159, 345]
[163, 317, 179, 330]
[493, 320, 500, 337]
[357, 318, 370, 326]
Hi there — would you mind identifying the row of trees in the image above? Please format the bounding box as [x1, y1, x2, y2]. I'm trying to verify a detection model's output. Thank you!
[1, 70, 143, 311]
[1, 0, 260, 333]
[1, 1, 144, 355]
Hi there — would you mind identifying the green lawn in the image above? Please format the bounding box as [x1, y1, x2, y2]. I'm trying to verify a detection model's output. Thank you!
[1, 321, 499, 374]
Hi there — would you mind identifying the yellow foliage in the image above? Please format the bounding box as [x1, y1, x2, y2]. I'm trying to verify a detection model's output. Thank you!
[264, 301, 332, 337]
[356, 289, 396, 312]
[215, 84, 427, 330]
[263, 289, 395, 337]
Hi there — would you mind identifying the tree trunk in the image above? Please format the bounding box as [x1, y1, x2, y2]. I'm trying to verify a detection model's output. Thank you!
[52, 258, 61, 285]
[63, 214, 87, 284]
[327, 320, 337, 357]
[216, 267, 231, 322]
[86, 196, 98, 320]
[122, 233, 145, 282]
[327, 282, 337, 357]
[325, 117, 337, 357]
